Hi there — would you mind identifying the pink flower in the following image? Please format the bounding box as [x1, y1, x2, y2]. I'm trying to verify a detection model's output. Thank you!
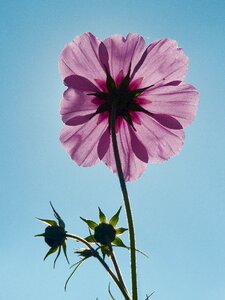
[59, 33, 198, 181]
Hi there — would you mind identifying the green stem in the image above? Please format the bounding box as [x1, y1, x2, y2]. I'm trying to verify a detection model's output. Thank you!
[66, 233, 130, 300]
[111, 250, 129, 295]
[110, 106, 138, 300]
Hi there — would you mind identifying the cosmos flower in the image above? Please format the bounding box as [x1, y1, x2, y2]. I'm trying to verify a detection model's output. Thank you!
[59, 33, 198, 181]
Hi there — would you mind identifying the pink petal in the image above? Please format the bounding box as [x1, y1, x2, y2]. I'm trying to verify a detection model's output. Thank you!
[102, 34, 146, 80]
[59, 32, 106, 84]
[136, 113, 185, 162]
[101, 119, 147, 181]
[60, 88, 97, 125]
[60, 116, 108, 167]
[141, 82, 199, 127]
[133, 39, 188, 87]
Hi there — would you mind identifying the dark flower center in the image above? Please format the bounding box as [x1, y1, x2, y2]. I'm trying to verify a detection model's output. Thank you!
[94, 223, 116, 245]
[90, 69, 153, 129]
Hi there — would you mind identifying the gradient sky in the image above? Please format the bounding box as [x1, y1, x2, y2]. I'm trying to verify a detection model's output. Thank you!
[1, 0, 225, 299]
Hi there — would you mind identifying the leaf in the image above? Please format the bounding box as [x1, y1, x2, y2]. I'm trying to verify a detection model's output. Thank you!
[85, 235, 96, 243]
[109, 207, 122, 227]
[116, 227, 128, 235]
[50, 202, 65, 228]
[80, 217, 98, 230]
[53, 246, 61, 268]
[44, 246, 58, 261]
[112, 237, 127, 248]
[98, 207, 106, 223]
[145, 292, 155, 299]
[62, 241, 69, 264]
[135, 248, 148, 258]
[64, 259, 85, 291]
[129, 247, 149, 258]
[36, 218, 57, 227]
[100, 245, 111, 259]
[108, 283, 115, 300]
[35, 233, 45, 237]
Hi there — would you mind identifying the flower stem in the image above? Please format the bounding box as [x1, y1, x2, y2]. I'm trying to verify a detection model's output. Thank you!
[66, 233, 130, 300]
[111, 250, 129, 294]
[110, 106, 138, 300]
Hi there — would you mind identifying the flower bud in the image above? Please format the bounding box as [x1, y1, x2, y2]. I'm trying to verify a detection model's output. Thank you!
[44, 225, 66, 248]
[94, 223, 116, 245]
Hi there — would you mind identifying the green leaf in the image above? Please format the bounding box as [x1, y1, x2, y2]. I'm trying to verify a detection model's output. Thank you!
[109, 207, 122, 227]
[50, 202, 65, 228]
[80, 217, 98, 230]
[44, 246, 58, 261]
[98, 207, 106, 223]
[101, 245, 111, 258]
[112, 237, 127, 248]
[85, 235, 96, 243]
[116, 227, 128, 235]
[133, 247, 148, 258]
[64, 259, 85, 291]
[108, 283, 115, 300]
[145, 292, 155, 299]
[62, 241, 69, 264]
[53, 246, 61, 268]
[35, 233, 45, 237]
[36, 218, 57, 227]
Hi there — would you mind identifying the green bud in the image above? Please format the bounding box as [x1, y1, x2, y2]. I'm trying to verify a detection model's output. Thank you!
[36, 203, 69, 266]
[82, 207, 127, 256]
[94, 223, 116, 245]
[44, 225, 66, 248]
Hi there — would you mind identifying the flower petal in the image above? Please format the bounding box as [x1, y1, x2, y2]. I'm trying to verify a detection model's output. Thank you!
[59, 32, 105, 84]
[133, 39, 188, 87]
[60, 116, 108, 166]
[60, 88, 98, 126]
[136, 113, 185, 162]
[141, 82, 198, 127]
[102, 34, 146, 79]
[101, 119, 147, 181]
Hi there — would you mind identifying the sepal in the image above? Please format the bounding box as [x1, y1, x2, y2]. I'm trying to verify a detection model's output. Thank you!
[109, 206, 121, 227]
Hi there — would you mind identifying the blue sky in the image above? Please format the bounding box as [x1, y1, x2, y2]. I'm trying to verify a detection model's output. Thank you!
[1, 0, 225, 299]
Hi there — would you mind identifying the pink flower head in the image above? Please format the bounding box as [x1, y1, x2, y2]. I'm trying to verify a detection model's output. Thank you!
[59, 33, 198, 181]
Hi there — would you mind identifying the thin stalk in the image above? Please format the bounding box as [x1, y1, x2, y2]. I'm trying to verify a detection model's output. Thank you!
[66, 233, 130, 300]
[111, 251, 128, 293]
[110, 105, 138, 300]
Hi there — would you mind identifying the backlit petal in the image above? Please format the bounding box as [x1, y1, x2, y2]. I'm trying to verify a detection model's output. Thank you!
[61, 88, 98, 126]
[103, 34, 146, 80]
[141, 82, 198, 127]
[133, 39, 188, 87]
[60, 116, 108, 167]
[59, 32, 105, 84]
[136, 113, 185, 162]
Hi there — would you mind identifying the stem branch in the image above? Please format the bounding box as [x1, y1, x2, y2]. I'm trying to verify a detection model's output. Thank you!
[111, 250, 128, 293]
[66, 233, 130, 300]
